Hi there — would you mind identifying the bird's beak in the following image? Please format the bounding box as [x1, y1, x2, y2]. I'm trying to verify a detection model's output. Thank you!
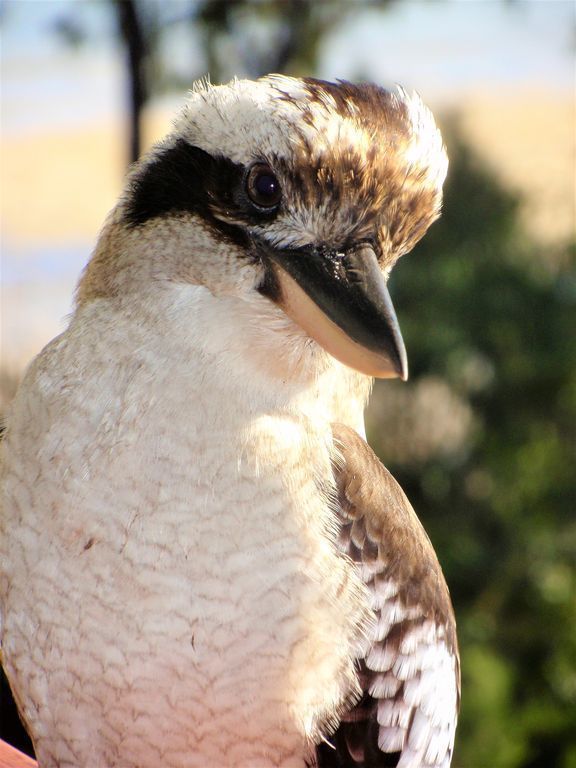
[262, 242, 408, 379]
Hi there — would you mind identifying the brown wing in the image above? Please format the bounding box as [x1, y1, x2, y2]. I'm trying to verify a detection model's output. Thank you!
[316, 423, 460, 768]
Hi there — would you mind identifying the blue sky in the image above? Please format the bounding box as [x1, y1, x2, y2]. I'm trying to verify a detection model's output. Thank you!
[2, 0, 574, 136]
[321, 0, 575, 95]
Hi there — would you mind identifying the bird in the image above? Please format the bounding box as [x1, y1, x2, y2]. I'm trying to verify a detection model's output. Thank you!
[0, 75, 459, 768]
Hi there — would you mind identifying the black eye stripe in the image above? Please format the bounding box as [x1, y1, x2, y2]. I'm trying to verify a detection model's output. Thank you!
[124, 141, 285, 236]
[123, 140, 257, 254]
[124, 140, 241, 225]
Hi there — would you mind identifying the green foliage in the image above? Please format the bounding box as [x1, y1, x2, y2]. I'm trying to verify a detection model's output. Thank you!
[368, 123, 576, 768]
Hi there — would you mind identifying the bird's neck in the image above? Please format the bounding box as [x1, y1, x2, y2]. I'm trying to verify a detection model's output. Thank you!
[76, 282, 371, 433]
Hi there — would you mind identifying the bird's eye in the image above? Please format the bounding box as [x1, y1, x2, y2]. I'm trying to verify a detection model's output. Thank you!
[245, 163, 282, 210]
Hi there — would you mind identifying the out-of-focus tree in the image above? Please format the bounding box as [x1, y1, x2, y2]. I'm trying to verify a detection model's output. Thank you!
[191, 0, 359, 80]
[368, 123, 576, 768]
[51, 0, 388, 162]
[113, 0, 147, 164]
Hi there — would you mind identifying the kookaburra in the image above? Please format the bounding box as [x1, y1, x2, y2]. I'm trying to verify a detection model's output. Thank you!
[1, 76, 459, 768]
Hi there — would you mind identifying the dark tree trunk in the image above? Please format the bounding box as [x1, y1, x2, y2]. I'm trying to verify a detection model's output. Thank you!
[114, 0, 147, 164]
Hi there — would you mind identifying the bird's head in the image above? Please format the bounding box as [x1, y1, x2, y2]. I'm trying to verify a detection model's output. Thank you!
[78, 75, 447, 382]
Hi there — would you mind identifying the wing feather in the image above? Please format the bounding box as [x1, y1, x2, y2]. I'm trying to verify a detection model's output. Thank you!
[316, 423, 460, 768]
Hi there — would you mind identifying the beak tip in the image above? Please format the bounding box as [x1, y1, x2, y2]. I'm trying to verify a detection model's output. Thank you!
[393, 360, 409, 382]
[374, 351, 408, 381]
[392, 339, 408, 382]
[399, 353, 409, 382]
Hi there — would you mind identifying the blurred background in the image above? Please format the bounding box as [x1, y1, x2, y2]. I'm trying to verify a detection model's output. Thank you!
[1, 1, 575, 766]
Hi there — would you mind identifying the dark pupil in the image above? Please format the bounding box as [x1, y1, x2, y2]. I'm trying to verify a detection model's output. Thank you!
[255, 173, 278, 199]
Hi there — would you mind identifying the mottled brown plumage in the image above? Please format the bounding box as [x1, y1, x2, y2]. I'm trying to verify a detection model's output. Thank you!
[314, 424, 459, 767]
[269, 79, 444, 266]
